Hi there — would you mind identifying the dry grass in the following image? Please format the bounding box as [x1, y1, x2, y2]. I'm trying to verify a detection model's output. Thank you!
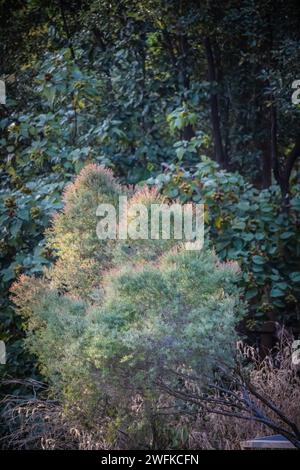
[0, 380, 109, 450]
[1, 333, 299, 450]
[188, 332, 300, 449]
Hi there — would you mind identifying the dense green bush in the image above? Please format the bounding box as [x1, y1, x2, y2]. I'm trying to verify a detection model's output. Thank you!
[113, 186, 178, 265]
[46, 164, 126, 298]
[86, 247, 243, 393]
[11, 164, 244, 446]
[148, 157, 300, 328]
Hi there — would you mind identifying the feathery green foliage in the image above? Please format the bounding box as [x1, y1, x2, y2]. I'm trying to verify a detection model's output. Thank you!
[10, 164, 245, 444]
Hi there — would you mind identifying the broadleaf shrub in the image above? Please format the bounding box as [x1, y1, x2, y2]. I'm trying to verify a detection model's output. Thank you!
[148, 157, 300, 328]
[0, 175, 65, 383]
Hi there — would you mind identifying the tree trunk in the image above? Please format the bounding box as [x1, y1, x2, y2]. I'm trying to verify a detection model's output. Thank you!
[280, 135, 300, 202]
[262, 141, 272, 188]
[204, 36, 227, 168]
[180, 34, 195, 141]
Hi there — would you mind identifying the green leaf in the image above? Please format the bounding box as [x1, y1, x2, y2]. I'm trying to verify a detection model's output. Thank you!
[10, 218, 22, 237]
[280, 231, 294, 239]
[270, 288, 285, 298]
[289, 272, 300, 283]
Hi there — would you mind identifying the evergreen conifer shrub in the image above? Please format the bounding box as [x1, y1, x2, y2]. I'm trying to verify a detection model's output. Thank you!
[11, 164, 245, 445]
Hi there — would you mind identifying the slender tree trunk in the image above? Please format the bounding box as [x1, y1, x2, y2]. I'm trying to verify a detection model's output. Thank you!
[204, 36, 226, 168]
[180, 34, 195, 141]
[270, 103, 280, 185]
[281, 135, 300, 201]
[256, 102, 271, 188]
[270, 99, 300, 209]
[262, 141, 272, 188]
[214, 39, 230, 166]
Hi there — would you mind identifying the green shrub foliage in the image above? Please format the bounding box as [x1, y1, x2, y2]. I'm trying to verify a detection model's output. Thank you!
[46, 164, 126, 298]
[87, 249, 243, 395]
[11, 164, 244, 444]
